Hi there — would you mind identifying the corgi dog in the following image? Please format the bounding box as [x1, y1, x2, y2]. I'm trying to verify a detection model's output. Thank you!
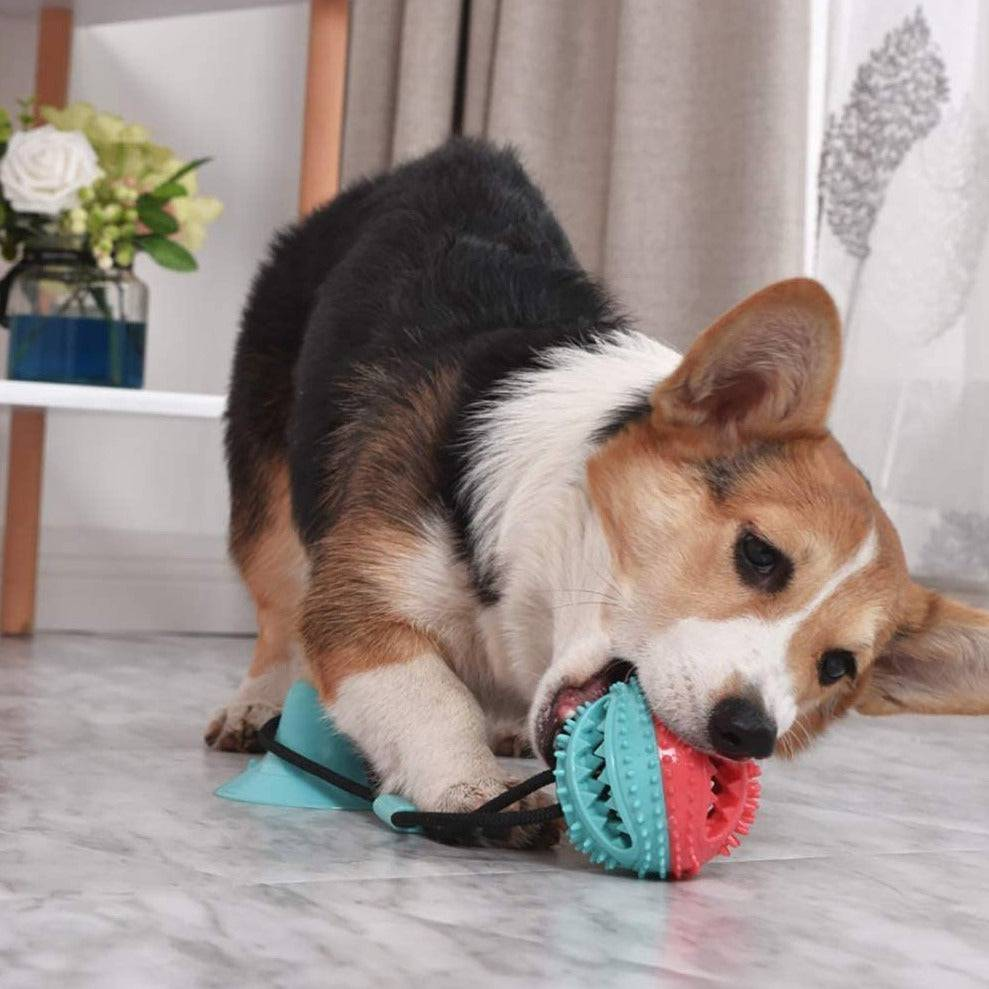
[208, 139, 989, 848]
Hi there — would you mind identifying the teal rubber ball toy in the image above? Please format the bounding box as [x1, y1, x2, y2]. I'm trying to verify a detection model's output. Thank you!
[553, 677, 761, 880]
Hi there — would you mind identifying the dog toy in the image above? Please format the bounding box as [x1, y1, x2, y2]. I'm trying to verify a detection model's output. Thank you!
[553, 677, 761, 879]
[218, 677, 761, 881]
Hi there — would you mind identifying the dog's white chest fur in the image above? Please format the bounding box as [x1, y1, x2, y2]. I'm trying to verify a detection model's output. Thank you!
[394, 332, 682, 717]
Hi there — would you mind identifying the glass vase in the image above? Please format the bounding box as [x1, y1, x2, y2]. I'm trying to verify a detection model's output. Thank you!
[5, 238, 148, 388]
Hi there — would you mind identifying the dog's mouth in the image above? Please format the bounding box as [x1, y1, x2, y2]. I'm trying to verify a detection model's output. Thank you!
[535, 659, 636, 765]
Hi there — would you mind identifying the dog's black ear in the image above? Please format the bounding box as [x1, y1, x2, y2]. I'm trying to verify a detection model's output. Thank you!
[652, 278, 842, 443]
[857, 586, 989, 716]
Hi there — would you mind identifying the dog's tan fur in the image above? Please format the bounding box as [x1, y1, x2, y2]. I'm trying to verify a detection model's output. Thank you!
[298, 366, 462, 701]
[857, 590, 989, 716]
[206, 460, 306, 751]
[301, 520, 438, 703]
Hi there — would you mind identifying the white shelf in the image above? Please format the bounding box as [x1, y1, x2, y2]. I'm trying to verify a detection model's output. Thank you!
[0, 1, 304, 23]
[0, 379, 225, 418]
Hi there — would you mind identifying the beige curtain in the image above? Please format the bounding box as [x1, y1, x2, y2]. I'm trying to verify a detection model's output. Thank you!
[341, 0, 810, 351]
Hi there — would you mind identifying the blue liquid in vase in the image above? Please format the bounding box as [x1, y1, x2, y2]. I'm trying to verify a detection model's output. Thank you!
[8, 314, 146, 389]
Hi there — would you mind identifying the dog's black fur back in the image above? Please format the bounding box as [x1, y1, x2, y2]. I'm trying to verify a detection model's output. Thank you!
[225, 139, 621, 595]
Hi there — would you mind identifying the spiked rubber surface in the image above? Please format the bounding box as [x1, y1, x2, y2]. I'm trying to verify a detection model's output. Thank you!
[554, 679, 671, 878]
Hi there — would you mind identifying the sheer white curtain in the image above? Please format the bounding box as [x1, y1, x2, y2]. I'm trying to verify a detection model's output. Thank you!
[817, 1, 989, 592]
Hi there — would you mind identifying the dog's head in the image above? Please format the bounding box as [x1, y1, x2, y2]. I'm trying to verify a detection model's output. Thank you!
[533, 278, 989, 763]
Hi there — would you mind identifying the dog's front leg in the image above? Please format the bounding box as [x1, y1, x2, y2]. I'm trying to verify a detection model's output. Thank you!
[311, 634, 559, 849]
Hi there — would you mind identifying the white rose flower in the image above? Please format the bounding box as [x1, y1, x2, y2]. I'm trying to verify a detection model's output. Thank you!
[0, 125, 103, 216]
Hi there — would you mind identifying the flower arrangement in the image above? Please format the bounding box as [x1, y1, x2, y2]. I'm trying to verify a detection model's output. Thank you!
[0, 99, 221, 276]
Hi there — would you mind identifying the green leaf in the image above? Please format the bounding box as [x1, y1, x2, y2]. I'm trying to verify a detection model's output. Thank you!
[157, 156, 211, 190]
[137, 195, 179, 235]
[136, 234, 197, 272]
[0, 106, 11, 143]
[16, 95, 35, 129]
[150, 180, 188, 202]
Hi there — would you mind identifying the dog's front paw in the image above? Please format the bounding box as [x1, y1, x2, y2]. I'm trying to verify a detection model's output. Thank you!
[204, 667, 292, 752]
[204, 699, 280, 752]
[431, 777, 562, 850]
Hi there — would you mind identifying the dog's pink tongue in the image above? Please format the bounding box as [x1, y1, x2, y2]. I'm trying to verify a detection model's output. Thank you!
[553, 674, 611, 724]
[553, 687, 587, 724]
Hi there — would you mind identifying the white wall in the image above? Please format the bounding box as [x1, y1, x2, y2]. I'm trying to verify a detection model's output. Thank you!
[0, 14, 38, 108]
[0, 1, 308, 631]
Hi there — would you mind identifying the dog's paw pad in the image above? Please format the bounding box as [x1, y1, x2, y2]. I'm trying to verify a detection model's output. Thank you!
[204, 701, 280, 753]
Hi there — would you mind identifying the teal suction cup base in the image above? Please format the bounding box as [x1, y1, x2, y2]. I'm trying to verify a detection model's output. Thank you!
[216, 680, 371, 810]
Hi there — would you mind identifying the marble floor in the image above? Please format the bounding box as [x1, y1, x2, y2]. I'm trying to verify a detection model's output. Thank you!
[0, 633, 987, 988]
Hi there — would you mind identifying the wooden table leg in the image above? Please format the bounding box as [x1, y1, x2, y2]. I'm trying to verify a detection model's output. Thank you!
[0, 6, 71, 636]
[34, 7, 73, 117]
[1, 410, 46, 636]
[298, 0, 350, 216]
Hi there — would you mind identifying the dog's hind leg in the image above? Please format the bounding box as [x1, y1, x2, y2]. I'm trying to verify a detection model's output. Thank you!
[205, 460, 306, 752]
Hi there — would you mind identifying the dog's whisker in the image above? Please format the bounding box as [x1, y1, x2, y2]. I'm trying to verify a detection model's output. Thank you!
[545, 587, 623, 606]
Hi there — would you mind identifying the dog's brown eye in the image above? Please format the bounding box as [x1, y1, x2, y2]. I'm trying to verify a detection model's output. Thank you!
[740, 533, 778, 572]
[734, 531, 793, 593]
[818, 649, 857, 686]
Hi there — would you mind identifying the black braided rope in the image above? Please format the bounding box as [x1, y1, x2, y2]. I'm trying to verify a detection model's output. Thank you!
[258, 716, 375, 801]
[257, 716, 564, 835]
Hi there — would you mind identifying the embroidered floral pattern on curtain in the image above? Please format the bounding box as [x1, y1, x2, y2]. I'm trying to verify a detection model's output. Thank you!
[817, 1, 989, 591]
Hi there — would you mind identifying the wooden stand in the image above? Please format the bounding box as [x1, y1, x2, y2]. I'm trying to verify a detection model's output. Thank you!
[1, 6, 72, 636]
[298, 0, 350, 216]
[1, 411, 46, 634]
[33, 7, 73, 118]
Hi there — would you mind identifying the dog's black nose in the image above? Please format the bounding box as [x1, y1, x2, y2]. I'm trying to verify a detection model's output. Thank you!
[708, 696, 777, 759]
